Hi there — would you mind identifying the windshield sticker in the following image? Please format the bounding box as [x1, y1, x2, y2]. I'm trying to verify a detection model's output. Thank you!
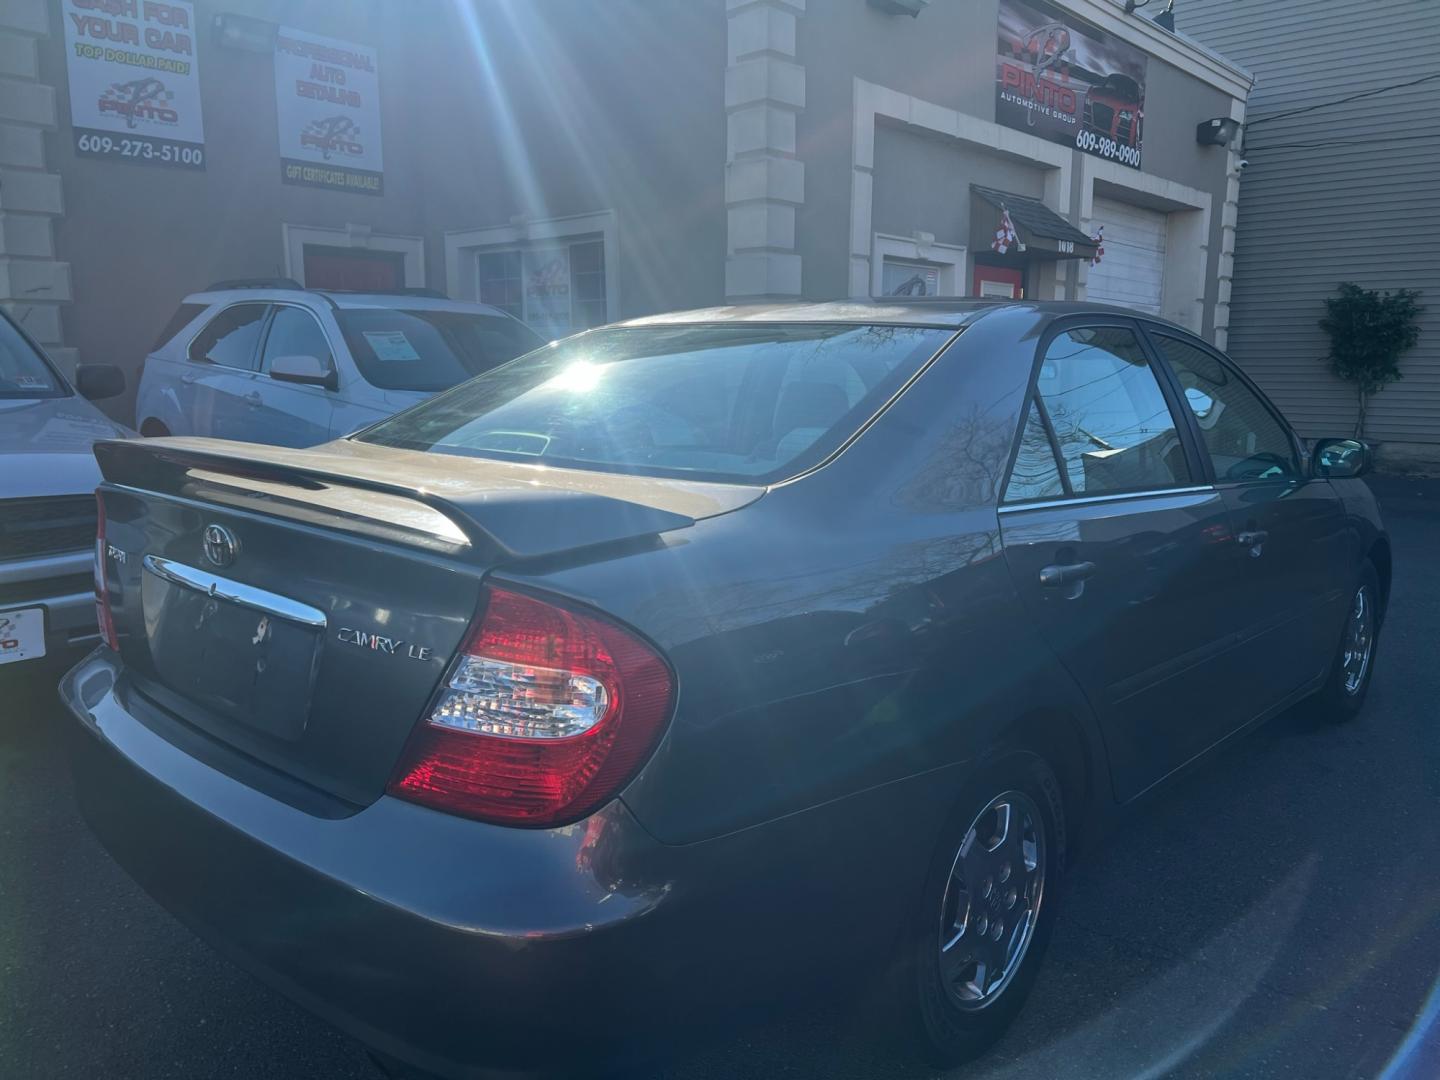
[363, 330, 421, 362]
[13, 375, 49, 389]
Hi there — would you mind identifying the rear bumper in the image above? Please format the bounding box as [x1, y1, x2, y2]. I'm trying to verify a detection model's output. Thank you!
[59, 648, 952, 1078]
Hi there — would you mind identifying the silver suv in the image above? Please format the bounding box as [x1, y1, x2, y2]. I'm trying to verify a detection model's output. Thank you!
[134, 281, 544, 447]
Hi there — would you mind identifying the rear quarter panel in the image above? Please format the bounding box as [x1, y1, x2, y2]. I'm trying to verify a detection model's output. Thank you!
[495, 308, 1110, 846]
[134, 352, 189, 435]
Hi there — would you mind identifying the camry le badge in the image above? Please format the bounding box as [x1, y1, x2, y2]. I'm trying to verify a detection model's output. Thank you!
[337, 627, 433, 661]
[202, 523, 239, 568]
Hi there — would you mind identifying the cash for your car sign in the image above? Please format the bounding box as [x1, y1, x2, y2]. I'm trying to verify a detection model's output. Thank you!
[62, 0, 205, 170]
[275, 27, 384, 195]
[996, 0, 1147, 170]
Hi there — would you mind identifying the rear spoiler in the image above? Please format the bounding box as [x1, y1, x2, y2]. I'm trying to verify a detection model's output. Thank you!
[93, 438, 698, 563]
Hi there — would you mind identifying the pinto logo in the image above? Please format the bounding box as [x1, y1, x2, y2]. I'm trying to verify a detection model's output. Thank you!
[300, 115, 364, 159]
[98, 77, 178, 129]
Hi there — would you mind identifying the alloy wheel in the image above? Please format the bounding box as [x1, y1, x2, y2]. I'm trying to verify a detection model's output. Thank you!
[1341, 584, 1376, 696]
[938, 790, 1047, 1010]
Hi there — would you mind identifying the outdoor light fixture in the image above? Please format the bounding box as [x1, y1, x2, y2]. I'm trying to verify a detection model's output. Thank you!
[213, 13, 277, 53]
[867, 0, 931, 17]
[1196, 116, 1242, 147]
[1124, 0, 1175, 31]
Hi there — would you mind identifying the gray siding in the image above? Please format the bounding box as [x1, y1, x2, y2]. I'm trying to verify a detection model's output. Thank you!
[1181, 0, 1440, 444]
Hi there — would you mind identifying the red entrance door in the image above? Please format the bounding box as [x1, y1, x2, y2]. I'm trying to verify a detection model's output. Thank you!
[972, 264, 1024, 300]
[302, 246, 405, 291]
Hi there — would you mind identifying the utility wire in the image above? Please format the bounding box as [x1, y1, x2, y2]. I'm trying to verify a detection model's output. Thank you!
[1247, 71, 1440, 128]
[1249, 129, 1440, 152]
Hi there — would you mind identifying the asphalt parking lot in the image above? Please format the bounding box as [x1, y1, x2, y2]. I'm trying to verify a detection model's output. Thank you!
[4, 476, 1440, 1080]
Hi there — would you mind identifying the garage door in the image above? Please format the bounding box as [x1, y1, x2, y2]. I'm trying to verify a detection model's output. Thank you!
[1086, 197, 1166, 316]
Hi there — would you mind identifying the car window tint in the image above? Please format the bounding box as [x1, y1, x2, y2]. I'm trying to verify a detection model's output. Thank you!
[1004, 399, 1065, 502]
[358, 323, 951, 485]
[261, 306, 333, 374]
[1153, 334, 1299, 483]
[1035, 326, 1189, 495]
[188, 304, 269, 371]
[152, 302, 207, 353]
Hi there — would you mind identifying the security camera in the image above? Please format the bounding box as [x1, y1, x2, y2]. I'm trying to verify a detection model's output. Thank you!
[1237, 158, 1250, 170]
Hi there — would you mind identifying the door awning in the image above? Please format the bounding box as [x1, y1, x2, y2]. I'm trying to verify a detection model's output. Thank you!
[972, 185, 1099, 260]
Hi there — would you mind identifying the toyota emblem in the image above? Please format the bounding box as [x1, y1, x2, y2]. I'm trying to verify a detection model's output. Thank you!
[202, 523, 239, 568]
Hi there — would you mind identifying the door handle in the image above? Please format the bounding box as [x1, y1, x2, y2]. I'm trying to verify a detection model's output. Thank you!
[1237, 530, 1269, 556]
[1039, 561, 1097, 588]
[243, 391, 263, 407]
[180, 372, 199, 385]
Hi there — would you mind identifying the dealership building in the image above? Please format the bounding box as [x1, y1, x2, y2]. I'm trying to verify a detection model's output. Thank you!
[0, 0, 1251, 421]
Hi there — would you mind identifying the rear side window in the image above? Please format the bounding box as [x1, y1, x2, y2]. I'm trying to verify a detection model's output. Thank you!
[1152, 333, 1300, 483]
[1005, 325, 1188, 501]
[188, 304, 269, 371]
[358, 323, 952, 484]
[151, 303, 206, 353]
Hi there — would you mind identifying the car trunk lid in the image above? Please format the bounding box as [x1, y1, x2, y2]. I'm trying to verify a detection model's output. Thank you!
[94, 437, 759, 808]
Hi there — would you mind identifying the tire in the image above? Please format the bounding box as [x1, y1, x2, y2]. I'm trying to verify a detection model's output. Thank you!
[1314, 559, 1382, 723]
[139, 419, 170, 438]
[892, 753, 1067, 1068]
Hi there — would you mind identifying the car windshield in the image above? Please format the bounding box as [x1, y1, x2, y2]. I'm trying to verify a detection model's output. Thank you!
[357, 323, 953, 484]
[0, 316, 65, 398]
[334, 308, 543, 393]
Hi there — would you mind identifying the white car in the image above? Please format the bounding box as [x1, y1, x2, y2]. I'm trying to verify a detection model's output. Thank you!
[134, 281, 543, 446]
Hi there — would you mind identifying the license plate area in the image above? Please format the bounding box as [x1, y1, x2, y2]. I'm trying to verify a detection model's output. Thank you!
[141, 557, 323, 741]
[0, 607, 46, 666]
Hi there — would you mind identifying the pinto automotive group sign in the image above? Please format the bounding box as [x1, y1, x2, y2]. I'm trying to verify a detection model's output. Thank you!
[62, 0, 205, 169]
[996, 0, 1147, 169]
[275, 27, 384, 196]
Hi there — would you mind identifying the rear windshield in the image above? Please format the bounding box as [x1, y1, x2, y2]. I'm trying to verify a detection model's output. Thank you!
[356, 323, 953, 484]
[0, 314, 66, 398]
[335, 309, 543, 392]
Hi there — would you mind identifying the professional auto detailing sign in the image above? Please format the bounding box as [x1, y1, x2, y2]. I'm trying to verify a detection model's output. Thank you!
[996, 0, 1147, 169]
[275, 27, 384, 195]
[62, 0, 205, 169]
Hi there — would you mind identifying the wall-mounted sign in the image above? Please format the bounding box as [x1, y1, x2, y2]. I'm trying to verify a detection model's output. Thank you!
[62, 0, 205, 169]
[996, 0, 1147, 170]
[275, 27, 383, 195]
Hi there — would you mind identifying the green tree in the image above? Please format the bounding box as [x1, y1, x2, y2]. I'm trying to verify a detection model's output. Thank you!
[1319, 282, 1425, 439]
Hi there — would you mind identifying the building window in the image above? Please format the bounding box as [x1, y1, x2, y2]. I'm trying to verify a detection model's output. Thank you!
[570, 240, 607, 330]
[870, 233, 964, 298]
[881, 258, 942, 297]
[477, 250, 523, 320]
[475, 236, 608, 339]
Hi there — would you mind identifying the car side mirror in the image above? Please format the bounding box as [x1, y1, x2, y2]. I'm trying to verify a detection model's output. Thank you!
[269, 353, 336, 390]
[1313, 437, 1371, 479]
[74, 363, 126, 401]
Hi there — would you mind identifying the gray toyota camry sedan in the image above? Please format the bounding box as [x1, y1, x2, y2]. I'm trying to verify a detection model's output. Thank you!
[61, 300, 1389, 1079]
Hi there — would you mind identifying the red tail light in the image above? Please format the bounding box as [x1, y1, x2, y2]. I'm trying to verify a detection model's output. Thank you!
[94, 493, 119, 652]
[387, 587, 674, 827]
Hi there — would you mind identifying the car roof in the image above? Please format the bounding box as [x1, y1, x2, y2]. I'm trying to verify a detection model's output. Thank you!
[179, 288, 513, 318]
[613, 298, 1199, 335]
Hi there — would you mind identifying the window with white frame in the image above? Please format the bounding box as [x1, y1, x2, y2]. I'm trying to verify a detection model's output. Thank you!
[870, 233, 964, 298]
[881, 258, 942, 297]
[477, 236, 608, 340]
